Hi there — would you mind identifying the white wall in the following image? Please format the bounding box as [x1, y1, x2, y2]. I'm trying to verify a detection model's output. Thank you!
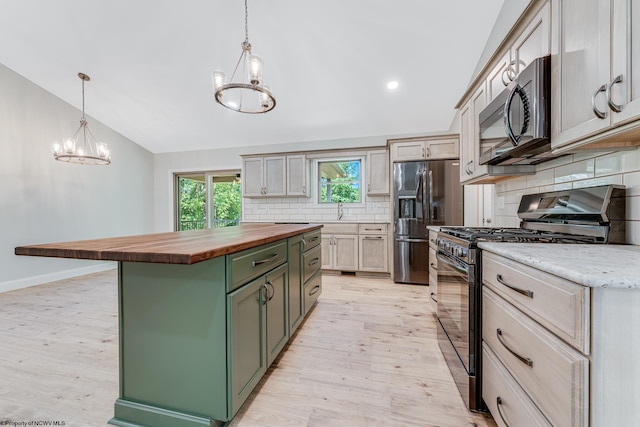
[0, 63, 154, 293]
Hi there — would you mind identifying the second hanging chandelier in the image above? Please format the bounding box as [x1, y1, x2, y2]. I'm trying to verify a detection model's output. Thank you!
[212, 0, 276, 114]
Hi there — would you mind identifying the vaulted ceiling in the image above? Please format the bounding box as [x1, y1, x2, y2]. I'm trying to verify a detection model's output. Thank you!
[0, 0, 504, 153]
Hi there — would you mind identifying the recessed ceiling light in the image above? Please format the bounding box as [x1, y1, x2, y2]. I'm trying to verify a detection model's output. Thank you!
[387, 80, 399, 90]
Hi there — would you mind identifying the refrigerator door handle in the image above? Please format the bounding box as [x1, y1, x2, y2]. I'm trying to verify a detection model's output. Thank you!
[415, 168, 424, 204]
[427, 170, 433, 221]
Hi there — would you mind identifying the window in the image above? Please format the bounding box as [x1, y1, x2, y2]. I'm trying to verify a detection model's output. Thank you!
[317, 159, 362, 204]
[175, 172, 242, 231]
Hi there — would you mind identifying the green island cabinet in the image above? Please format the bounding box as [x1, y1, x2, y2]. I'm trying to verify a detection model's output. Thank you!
[112, 235, 321, 426]
[14, 223, 322, 427]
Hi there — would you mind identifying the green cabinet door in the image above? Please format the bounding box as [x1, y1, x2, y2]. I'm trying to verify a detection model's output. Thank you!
[265, 263, 289, 366]
[288, 236, 304, 334]
[227, 275, 267, 416]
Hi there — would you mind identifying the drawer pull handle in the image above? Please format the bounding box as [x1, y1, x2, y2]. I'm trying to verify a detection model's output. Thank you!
[251, 253, 279, 267]
[261, 283, 269, 305]
[430, 292, 438, 303]
[364, 236, 383, 239]
[365, 228, 382, 231]
[496, 274, 533, 298]
[309, 285, 321, 296]
[308, 236, 320, 242]
[308, 258, 320, 266]
[496, 397, 511, 427]
[497, 329, 533, 367]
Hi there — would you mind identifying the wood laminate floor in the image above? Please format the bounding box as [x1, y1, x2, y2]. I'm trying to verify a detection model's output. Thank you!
[0, 270, 496, 427]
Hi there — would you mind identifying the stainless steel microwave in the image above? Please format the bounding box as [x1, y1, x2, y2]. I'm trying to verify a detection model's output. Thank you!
[479, 55, 554, 166]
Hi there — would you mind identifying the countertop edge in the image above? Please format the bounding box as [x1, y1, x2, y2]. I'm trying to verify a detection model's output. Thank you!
[15, 224, 323, 265]
[478, 242, 640, 289]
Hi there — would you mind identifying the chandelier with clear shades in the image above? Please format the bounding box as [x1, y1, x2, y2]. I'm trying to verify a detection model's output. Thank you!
[212, 0, 276, 113]
[52, 73, 111, 165]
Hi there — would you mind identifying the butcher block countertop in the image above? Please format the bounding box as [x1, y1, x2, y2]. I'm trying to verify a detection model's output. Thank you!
[478, 242, 640, 289]
[15, 223, 322, 265]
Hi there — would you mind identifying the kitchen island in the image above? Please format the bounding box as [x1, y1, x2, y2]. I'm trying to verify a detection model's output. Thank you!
[15, 223, 323, 427]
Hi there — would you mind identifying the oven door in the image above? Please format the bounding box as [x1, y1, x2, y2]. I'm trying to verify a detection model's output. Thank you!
[436, 249, 473, 373]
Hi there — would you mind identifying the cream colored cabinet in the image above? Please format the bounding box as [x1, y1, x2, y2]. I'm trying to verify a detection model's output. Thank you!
[486, 3, 550, 104]
[286, 155, 308, 196]
[321, 223, 358, 271]
[243, 155, 308, 197]
[366, 150, 390, 195]
[358, 224, 388, 273]
[551, 0, 640, 150]
[482, 248, 640, 426]
[390, 136, 459, 162]
[464, 184, 494, 227]
[459, 84, 488, 184]
[242, 156, 286, 197]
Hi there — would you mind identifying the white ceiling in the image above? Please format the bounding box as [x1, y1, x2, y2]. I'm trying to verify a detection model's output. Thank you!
[0, 0, 504, 154]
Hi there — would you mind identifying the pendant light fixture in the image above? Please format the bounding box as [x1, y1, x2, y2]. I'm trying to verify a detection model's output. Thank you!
[52, 73, 111, 165]
[212, 0, 276, 113]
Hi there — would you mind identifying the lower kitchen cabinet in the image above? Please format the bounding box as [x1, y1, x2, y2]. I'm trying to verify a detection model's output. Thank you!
[227, 274, 268, 416]
[482, 248, 640, 427]
[289, 230, 322, 334]
[322, 233, 358, 271]
[111, 234, 321, 427]
[322, 223, 390, 273]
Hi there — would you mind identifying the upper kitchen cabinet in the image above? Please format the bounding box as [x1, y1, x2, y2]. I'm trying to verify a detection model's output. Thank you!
[487, 3, 550, 103]
[389, 135, 459, 162]
[551, 0, 640, 152]
[460, 84, 488, 184]
[242, 155, 308, 198]
[286, 155, 309, 197]
[366, 149, 390, 195]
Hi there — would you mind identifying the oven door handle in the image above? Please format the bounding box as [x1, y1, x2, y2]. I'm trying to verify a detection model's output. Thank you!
[436, 252, 468, 275]
[395, 237, 430, 243]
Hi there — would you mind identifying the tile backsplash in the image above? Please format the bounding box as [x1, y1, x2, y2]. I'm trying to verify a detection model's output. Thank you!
[492, 147, 640, 245]
[243, 195, 391, 223]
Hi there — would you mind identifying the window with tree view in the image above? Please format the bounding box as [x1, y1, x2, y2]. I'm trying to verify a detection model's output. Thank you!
[318, 160, 361, 204]
[176, 173, 241, 231]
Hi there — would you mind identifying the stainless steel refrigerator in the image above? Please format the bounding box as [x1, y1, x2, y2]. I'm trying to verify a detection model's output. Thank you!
[393, 160, 463, 284]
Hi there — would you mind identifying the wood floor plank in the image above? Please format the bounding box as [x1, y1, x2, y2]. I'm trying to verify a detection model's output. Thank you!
[0, 270, 495, 427]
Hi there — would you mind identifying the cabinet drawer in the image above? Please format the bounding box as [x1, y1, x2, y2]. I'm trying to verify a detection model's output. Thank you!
[358, 223, 388, 235]
[322, 223, 358, 235]
[227, 241, 287, 292]
[304, 270, 322, 314]
[483, 343, 552, 427]
[302, 245, 321, 283]
[302, 229, 321, 250]
[482, 251, 590, 353]
[483, 287, 588, 427]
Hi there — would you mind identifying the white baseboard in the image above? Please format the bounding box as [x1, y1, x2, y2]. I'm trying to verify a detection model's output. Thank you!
[0, 262, 118, 294]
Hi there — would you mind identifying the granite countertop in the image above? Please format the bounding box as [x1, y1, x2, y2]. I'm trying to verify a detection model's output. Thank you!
[478, 242, 640, 289]
[15, 223, 322, 265]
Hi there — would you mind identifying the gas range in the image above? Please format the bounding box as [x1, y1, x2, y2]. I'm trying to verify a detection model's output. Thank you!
[434, 185, 626, 413]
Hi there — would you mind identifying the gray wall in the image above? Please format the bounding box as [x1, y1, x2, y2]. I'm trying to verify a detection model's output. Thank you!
[0, 63, 155, 292]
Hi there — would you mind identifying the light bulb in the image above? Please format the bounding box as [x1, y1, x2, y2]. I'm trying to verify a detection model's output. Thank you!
[260, 86, 271, 109]
[52, 142, 61, 156]
[249, 54, 263, 85]
[212, 71, 225, 90]
[97, 142, 109, 158]
[63, 138, 76, 154]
